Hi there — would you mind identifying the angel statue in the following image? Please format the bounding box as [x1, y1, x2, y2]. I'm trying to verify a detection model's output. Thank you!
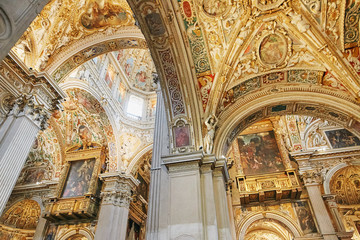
[204, 114, 218, 154]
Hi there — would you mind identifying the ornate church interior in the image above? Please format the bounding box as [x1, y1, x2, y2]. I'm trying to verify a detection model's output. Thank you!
[1, 0, 360, 239]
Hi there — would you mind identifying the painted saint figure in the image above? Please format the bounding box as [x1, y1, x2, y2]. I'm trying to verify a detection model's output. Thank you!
[204, 114, 218, 154]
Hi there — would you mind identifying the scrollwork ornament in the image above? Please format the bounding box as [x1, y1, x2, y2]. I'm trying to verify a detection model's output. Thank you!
[9, 94, 51, 130]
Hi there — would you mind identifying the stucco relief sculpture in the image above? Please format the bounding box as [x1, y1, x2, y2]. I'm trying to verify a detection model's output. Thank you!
[204, 114, 218, 154]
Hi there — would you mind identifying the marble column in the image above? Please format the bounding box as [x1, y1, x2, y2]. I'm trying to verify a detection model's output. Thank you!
[163, 151, 204, 240]
[213, 159, 232, 240]
[146, 88, 170, 240]
[302, 171, 338, 240]
[201, 155, 218, 239]
[0, 97, 49, 215]
[94, 173, 139, 240]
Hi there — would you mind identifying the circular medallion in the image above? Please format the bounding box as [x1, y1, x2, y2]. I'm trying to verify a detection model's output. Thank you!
[259, 34, 287, 65]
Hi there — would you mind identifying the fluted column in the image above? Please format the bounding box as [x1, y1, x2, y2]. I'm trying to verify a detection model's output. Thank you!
[95, 173, 138, 240]
[146, 88, 170, 240]
[302, 170, 338, 240]
[213, 159, 232, 240]
[0, 96, 50, 215]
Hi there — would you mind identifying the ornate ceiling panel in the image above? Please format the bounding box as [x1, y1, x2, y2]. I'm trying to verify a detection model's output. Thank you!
[12, 0, 135, 71]
[113, 49, 157, 92]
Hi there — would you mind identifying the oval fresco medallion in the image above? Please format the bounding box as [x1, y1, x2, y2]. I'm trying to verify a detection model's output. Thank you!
[259, 34, 287, 65]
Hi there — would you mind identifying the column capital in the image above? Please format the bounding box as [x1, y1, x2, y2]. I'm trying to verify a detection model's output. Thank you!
[301, 169, 323, 186]
[99, 173, 139, 207]
[0, 52, 65, 129]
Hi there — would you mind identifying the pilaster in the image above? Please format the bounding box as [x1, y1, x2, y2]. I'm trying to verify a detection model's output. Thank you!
[163, 151, 204, 240]
[213, 158, 232, 240]
[301, 170, 338, 240]
[94, 173, 139, 240]
[323, 194, 354, 240]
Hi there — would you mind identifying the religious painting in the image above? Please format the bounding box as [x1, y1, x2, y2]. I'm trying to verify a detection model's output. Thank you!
[137, 174, 149, 200]
[105, 64, 116, 89]
[149, 98, 157, 118]
[325, 129, 360, 148]
[293, 201, 317, 234]
[237, 131, 285, 175]
[81, 2, 129, 29]
[259, 34, 287, 65]
[61, 158, 96, 198]
[117, 82, 126, 104]
[124, 58, 134, 77]
[173, 125, 191, 148]
[134, 66, 148, 89]
[18, 168, 45, 184]
[145, 13, 165, 36]
[45, 224, 57, 240]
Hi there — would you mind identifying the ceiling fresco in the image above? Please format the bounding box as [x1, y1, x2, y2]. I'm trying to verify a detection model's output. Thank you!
[10, 0, 360, 154]
[12, 0, 135, 71]
[113, 49, 157, 92]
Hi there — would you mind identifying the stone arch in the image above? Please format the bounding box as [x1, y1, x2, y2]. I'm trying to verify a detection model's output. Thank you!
[214, 90, 360, 157]
[57, 228, 94, 240]
[45, 30, 147, 82]
[127, 144, 153, 175]
[237, 212, 303, 239]
[324, 163, 349, 194]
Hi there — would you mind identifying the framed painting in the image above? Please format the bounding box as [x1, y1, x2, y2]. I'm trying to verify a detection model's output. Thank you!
[173, 125, 191, 148]
[325, 128, 360, 149]
[293, 201, 318, 234]
[61, 158, 96, 198]
[237, 130, 285, 175]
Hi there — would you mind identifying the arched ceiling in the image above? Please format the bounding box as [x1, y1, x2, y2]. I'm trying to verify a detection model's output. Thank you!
[12, 0, 360, 154]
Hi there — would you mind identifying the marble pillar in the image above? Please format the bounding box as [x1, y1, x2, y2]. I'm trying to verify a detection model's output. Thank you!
[302, 171, 338, 240]
[94, 173, 138, 240]
[163, 152, 233, 240]
[0, 97, 49, 215]
[213, 159, 232, 240]
[146, 88, 170, 240]
[201, 155, 218, 239]
[163, 151, 204, 240]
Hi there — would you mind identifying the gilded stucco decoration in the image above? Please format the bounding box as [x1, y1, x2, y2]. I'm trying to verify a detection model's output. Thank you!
[12, 0, 136, 72]
[330, 165, 360, 205]
[245, 218, 294, 240]
[53, 88, 117, 171]
[0, 199, 41, 230]
[344, 0, 360, 49]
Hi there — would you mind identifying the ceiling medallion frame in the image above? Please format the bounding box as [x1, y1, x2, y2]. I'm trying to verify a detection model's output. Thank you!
[255, 26, 292, 70]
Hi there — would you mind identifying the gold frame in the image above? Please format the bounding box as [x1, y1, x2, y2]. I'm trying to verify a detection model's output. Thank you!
[44, 146, 105, 221]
